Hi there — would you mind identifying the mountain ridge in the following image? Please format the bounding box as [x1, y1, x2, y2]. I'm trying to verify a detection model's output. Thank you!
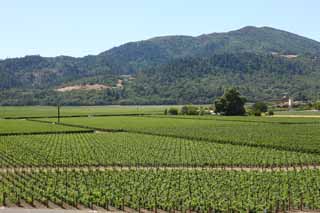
[4, 26, 320, 60]
[1, 26, 320, 105]
[97, 26, 320, 74]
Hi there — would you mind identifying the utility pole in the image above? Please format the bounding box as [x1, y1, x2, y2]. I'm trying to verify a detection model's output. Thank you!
[57, 104, 61, 123]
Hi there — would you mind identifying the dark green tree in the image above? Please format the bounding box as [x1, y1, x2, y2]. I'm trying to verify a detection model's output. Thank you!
[214, 88, 246, 115]
[252, 102, 268, 113]
[168, 107, 179, 115]
[180, 105, 198, 115]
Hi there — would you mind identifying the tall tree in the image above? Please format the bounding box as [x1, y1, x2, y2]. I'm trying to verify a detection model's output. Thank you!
[214, 88, 246, 115]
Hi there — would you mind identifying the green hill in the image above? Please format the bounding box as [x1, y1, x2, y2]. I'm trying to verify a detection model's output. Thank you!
[125, 53, 320, 104]
[1, 26, 320, 105]
[98, 26, 320, 74]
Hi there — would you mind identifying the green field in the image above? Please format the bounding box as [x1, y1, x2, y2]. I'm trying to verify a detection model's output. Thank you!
[0, 105, 167, 118]
[0, 119, 87, 134]
[42, 115, 320, 153]
[0, 106, 320, 211]
[149, 114, 320, 123]
[0, 132, 318, 167]
[1, 169, 320, 211]
[275, 110, 320, 115]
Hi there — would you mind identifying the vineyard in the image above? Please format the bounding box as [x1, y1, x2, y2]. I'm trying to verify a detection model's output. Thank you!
[0, 107, 320, 212]
[1, 169, 320, 212]
[147, 114, 320, 124]
[42, 116, 320, 153]
[0, 133, 319, 167]
[0, 106, 165, 118]
[0, 119, 89, 135]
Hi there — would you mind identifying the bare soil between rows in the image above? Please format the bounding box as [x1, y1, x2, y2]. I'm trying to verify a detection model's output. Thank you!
[0, 205, 319, 213]
[1, 164, 320, 173]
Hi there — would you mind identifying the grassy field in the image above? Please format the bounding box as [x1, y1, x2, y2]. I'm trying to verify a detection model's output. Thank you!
[1, 105, 319, 118]
[0, 105, 167, 118]
[0, 106, 320, 211]
[275, 110, 320, 116]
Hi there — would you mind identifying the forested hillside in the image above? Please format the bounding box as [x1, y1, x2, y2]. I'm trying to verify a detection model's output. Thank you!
[125, 53, 320, 104]
[1, 26, 320, 105]
[99, 26, 320, 74]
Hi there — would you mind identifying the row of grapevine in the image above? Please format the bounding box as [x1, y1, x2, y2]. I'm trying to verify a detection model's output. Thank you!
[42, 116, 320, 153]
[0, 119, 87, 134]
[145, 114, 320, 124]
[0, 106, 163, 118]
[0, 133, 319, 168]
[1, 168, 320, 211]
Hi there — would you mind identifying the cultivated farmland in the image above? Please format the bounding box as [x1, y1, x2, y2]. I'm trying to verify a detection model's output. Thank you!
[0, 119, 89, 135]
[0, 106, 320, 212]
[42, 116, 320, 153]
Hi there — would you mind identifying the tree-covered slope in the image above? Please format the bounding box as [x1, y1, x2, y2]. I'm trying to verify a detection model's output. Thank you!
[0, 26, 320, 105]
[198, 26, 320, 55]
[124, 53, 320, 104]
[0, 55, 116, 90]
[98, 26, 320, 74]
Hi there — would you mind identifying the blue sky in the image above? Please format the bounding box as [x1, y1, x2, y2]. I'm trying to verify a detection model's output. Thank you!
[1, 0, 319, 59]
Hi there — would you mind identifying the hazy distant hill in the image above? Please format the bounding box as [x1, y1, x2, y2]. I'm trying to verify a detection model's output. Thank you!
[1, 26, 320, 105]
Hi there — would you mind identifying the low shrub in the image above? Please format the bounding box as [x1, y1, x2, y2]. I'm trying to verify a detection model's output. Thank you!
[168, 108, 178, 115]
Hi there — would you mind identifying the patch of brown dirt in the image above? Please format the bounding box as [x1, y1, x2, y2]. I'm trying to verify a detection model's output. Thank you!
[281, 54, 298, 58]
[116, 79, 123, 88]
[55, 84, 111, 92]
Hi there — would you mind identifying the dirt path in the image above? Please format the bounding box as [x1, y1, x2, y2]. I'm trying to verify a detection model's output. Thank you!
[0, 164, 320, 173]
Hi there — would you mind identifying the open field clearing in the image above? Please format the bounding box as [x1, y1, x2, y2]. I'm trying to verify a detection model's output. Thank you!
[40, 116, 320, 153]
[0, 120, 88, 135]
[0, 133, 319, 167]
